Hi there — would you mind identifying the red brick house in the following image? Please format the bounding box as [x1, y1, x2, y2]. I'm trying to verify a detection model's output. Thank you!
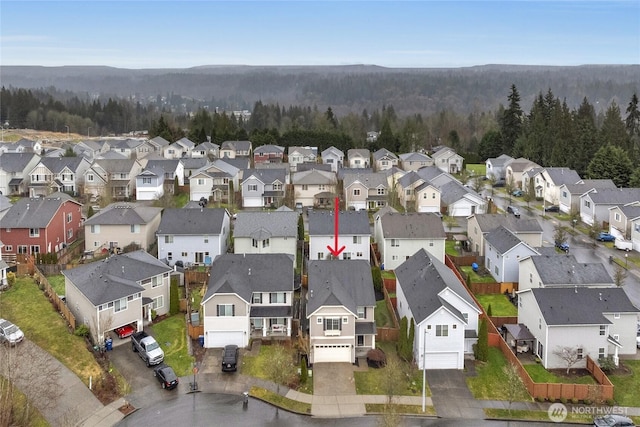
[0, 193, 83, 259]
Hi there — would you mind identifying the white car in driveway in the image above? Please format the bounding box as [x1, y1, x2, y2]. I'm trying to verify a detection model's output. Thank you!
[0, 318, 25, 346]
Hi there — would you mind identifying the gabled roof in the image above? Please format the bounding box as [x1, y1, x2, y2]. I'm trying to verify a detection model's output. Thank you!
[586, 188, 640, 204]
[234, 211, 299, 239]
[38, 156, 87, 173]
[562, 179, 617, 195]
[395, 248, 478, 324]
[97, 151, 128, 160]
[254, 144, 285, 155]
[308, 210, 370, 236]
[0, 195, 12, 212]
[380, 212, 446, 239]
[84, 203, 162, 226]
[618, 204, 640, 221]
[219, 156, 250, 171]
[431, 146, 461, 159]
[374, 205, 398, 220]
[288, 146, 317, 157]
[149, 136, 171, 148]
[297, 163, 332, 173]
[0, 153, 40, 173]
[91, 158, 139, 173]
[221, 140, 252, 152]
[543, 168, 581, 186]
[241, 168, 286, 185]
[195, 141, 219, 151]
[438, 181, 480, 205]
[530, 287, 639, 326]
[0, 193, 78, 228]
[180, 157, 210, 170]
[485, 226, 538, 254]
[399, 152, 432, 162]
[347, 148, 370, 159]
[292, 169, 336, 185]
[156, 207, 228, 235]
[144, 159, 181, 174]
[321, 146, 344, 158]
[193, 159, 240, 178]
[306, 260, 375, 316]
[203, 253, 293, 303]
[486, 154, 513, 167]
[107, 138, 145, 150]
[62, 250, 171, 306]
[343, 172, 388, 189]
[174, 137, 195, 149]
[416, 165, 449, 182]
[337, 167, 373, 180]
[529, 255, 613, 286]
[373, 148, 398, 161]
[505, 157, 540, 172]
[397, 171, 423, 188]
[471, 213, 543, 234]
[15, 138, 38, 149]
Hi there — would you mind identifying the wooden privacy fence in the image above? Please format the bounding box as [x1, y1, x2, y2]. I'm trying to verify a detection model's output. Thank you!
[468, 282, 518, 295]
[188, 323, 204, 340]
[33, 266, 76, 331]
[185, 270, 209, 285]
[376, 286, 400, 342]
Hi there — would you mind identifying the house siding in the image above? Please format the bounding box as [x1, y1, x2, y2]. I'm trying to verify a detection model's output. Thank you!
[202, 294, 250, 348]
[84, 215, 161, 253]
[308, 306, 356, 364]
[234, 237, 296, 263]
[380, 238, 445, 271]
[309, 234, 370, 262]
[157, 232, 228, 267]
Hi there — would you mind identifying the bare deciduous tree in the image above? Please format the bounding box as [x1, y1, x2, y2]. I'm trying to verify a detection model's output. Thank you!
[614, 264, 627, 287]
[502, 362, 524, 414]
[553, 346, 581, 374]
[264, 344, 296, 395]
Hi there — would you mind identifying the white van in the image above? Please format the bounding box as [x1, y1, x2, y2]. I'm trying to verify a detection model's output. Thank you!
[614, 237, 633, 251]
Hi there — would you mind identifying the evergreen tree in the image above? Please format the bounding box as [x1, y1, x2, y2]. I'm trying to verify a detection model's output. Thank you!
[478, 129, 503, 160]
[499, 84, 523, 155]
[572, 98, 599, 176]
[599, 101, 630, 150]
[408, 319, 415, 362]
[625, 93, 640, 137]
[476, 317, 489, 362]
[586, 144, 633, 187]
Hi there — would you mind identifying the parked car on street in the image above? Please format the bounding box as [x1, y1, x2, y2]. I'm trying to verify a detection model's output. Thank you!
[512, 189, 523, 197]
[593, 414, 635, 426]
[0, 319, 24, 346]
[153, 365, 179, 390]
[544, 205, 560, 212]
[222, 344, 239, 372]
[114, 324, 136, 339]
[555, 241, 570, 253]
[597, 232, 616, 242]
[507, 205, 520, 218]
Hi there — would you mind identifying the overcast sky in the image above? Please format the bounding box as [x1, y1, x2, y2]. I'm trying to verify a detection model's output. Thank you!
[1, 1, 638, 69]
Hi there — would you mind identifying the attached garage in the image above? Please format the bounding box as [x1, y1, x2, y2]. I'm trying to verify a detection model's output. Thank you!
[427, 352, 460, 369]
[313, 344, 352, 363]
[206, 330, 244, 348]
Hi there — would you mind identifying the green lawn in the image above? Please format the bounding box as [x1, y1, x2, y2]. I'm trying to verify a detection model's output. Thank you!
[250, 386, 311, 414]
[380, 270, 395, 280]
[466, 164, 486, 177]
[1, 375, 49, 427]
[45, 274, 65, 295]
[609, 360, 640, 406]
[354, 341, 428, 396]
[466, 347, 531, 401]
[149, 315, 194, 376]
[241, 344, 312, 394]
[523, 364, 595, 385]
[0, 277, 103, 385]
[475, 294, 517, 317]
[460, 266, 497, 284]
[376, 299, 393, 327]
[365, 403, 436, 415]
[445, 240, 459, 256]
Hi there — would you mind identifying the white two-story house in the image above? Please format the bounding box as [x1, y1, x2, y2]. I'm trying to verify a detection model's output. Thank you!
[309, 210, 370, 261]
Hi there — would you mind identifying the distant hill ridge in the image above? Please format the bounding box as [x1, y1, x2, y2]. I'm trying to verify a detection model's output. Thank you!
[1, 64, 638, 116]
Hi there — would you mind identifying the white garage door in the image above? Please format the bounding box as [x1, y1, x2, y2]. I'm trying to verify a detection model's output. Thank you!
[206, 331, 244, 348]
[243, 197, 262, 208]
[427, 352, 459, 369]
[314, 344, 351, 363]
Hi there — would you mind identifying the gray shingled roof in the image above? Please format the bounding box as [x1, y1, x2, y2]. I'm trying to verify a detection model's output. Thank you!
[144, 159, 181, 175]
[618, 205, 640, 220]
[203, 253, 294, 302]
[543, 168, 581, 186]
[416, 166, 447, 182]
[485, 226, 535, 254]
[292, 169, 336, 185]
[487, 154, 514, 167]
[438, 181, 476, 205]
[531, 287, 639, 325]
[254, 144, 284, 155]
[343, 172, 388, 189]
[380, 212, 446, 239]
[347, 148, 370, 159]
[373, 148, 398, 161]
[0, 153, 39, 173]
[0, 195, 12, 212]
[505, 158, 540, 172]
[241, 168, 286, 185]
[337, 167, 373, 180]
[233, 211, 299, 238]
[306, 260, 375, 316]
[156, 208, 228, 235]
[149, 136, 171, 147]
[399, 152, 431, 162]
[473, 214, 543, 234]
[308, 210, 370, 235]
[84, 203, 161, 226]
[395, 248, 478, 323]
[175, 137, 195, 149]
[397, 171, 423, 188]
[321, 146, 343, 158]
[62, 250, 172, 306]
[0, 193, 77, 228]
[563, 180, 617, 195]
[93, 159, 138, 173]
[289, 146, 316, 157]
[530, 255, 614, 285]
[588, 188, 640, 204]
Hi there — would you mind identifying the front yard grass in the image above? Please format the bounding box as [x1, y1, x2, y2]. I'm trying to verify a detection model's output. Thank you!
[460, 266, 497, 284]
[0, 277, 103, 385]
[466, 347, 531, 401]
[466, 164, 486, 177]
[249, 386, 311, 414]
[354, 341, 429, 396]
[475, 294, 517, 317]
[45, 274, 65, 295]
[523, 364, 596, 385]
[375, 299, 393, 328]
[149, 315, 194, 376]
[365, 403, 436, 415]
[609, 360, 640, 406]
[241, 344, 312, 394]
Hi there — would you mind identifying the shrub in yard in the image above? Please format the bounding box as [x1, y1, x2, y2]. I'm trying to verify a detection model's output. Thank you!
[605, 398, 615, 406]
[407, 319, 415, 362]
[475, 318, 489, 362]
[571, 398, 579, 404]
[74, 324, 90, 338]
[300, 358, 308, 384]
[371, 267, 383, 292]
[6, 271, 16, 287]
[169, 277, 179, 315]
[560, 397, 567, 404]
[487, 304, 493, 317]
[583, 398, 591, 405]
[398, 316, 410, 361]
[597, 356, 616, 373]
[366, 348, 387, 368]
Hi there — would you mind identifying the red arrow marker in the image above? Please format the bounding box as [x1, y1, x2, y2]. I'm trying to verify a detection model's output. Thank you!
[327, 197, 345, 258]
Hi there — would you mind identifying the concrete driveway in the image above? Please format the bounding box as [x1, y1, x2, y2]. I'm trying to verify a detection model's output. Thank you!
[426, 368, 485, 419]
[313, 363, 356, 395]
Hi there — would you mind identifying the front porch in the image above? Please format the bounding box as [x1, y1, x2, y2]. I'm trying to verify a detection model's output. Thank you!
[249, 305, 292, 340]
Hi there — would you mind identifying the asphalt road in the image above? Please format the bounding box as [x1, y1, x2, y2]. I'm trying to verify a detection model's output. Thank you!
[115, 392, 580, 427]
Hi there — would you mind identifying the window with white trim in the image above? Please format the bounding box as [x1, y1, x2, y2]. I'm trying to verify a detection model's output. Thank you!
[269, 292, 286, 304]
[248, 184, 258, 191]
[600, 325, 606, 336]
[165, 235, 173, 243]
[353, 236, 362, 244]
[152, 295, 164, 310]
[357, 306, 365, 318]
[252, 293, 262, 304]
[436, 325, 448, 337]
[324, 318, 341, 331]
[130, 224, 140, 233]
[114, 298, 127, 313]
[353, 188, 361, 196]
[217, 304, 234, 316]
[29, 228, 39, 237]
